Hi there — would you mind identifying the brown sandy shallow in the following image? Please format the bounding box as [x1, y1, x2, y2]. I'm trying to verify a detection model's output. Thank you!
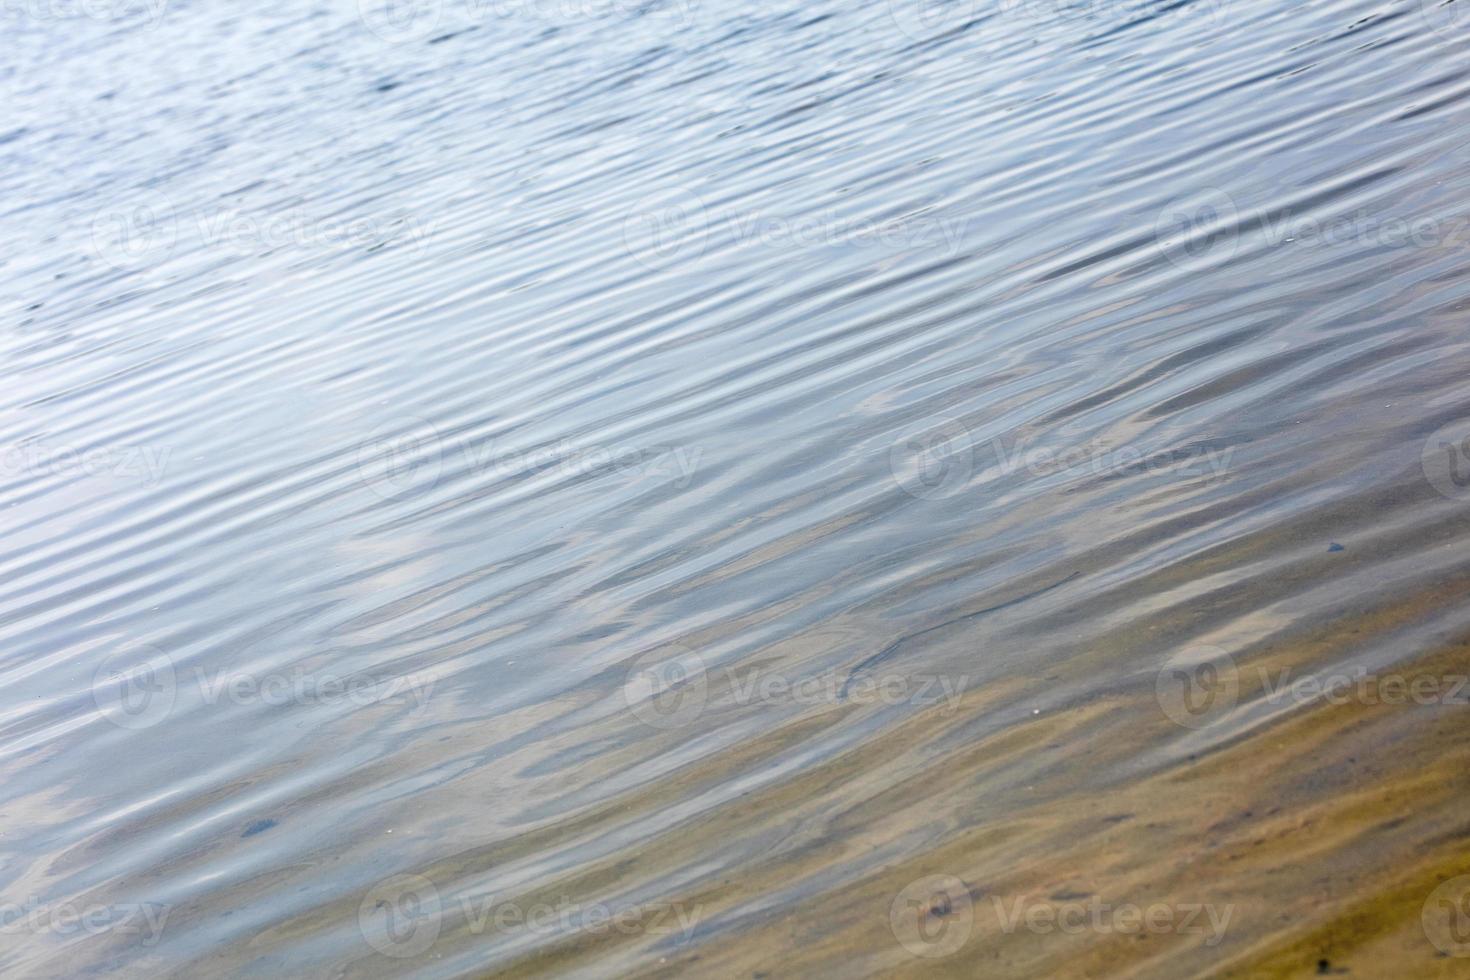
[358, 507, 1468, 980]
[45, 466, 1466, 980]
[297, 614, 1467, 980]
[469, 666, 1467, 978]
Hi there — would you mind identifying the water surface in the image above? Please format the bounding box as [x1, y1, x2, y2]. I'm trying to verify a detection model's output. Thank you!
[3, 0, 1470, 976]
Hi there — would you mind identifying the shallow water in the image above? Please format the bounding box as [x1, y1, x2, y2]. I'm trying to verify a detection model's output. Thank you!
[3, 0, 1470, 976]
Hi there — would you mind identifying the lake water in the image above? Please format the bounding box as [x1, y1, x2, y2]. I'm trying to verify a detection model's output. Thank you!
[4, 0, 1470, 976]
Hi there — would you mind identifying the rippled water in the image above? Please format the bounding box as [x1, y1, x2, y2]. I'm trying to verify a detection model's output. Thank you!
[4, 0, 1470, 975]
